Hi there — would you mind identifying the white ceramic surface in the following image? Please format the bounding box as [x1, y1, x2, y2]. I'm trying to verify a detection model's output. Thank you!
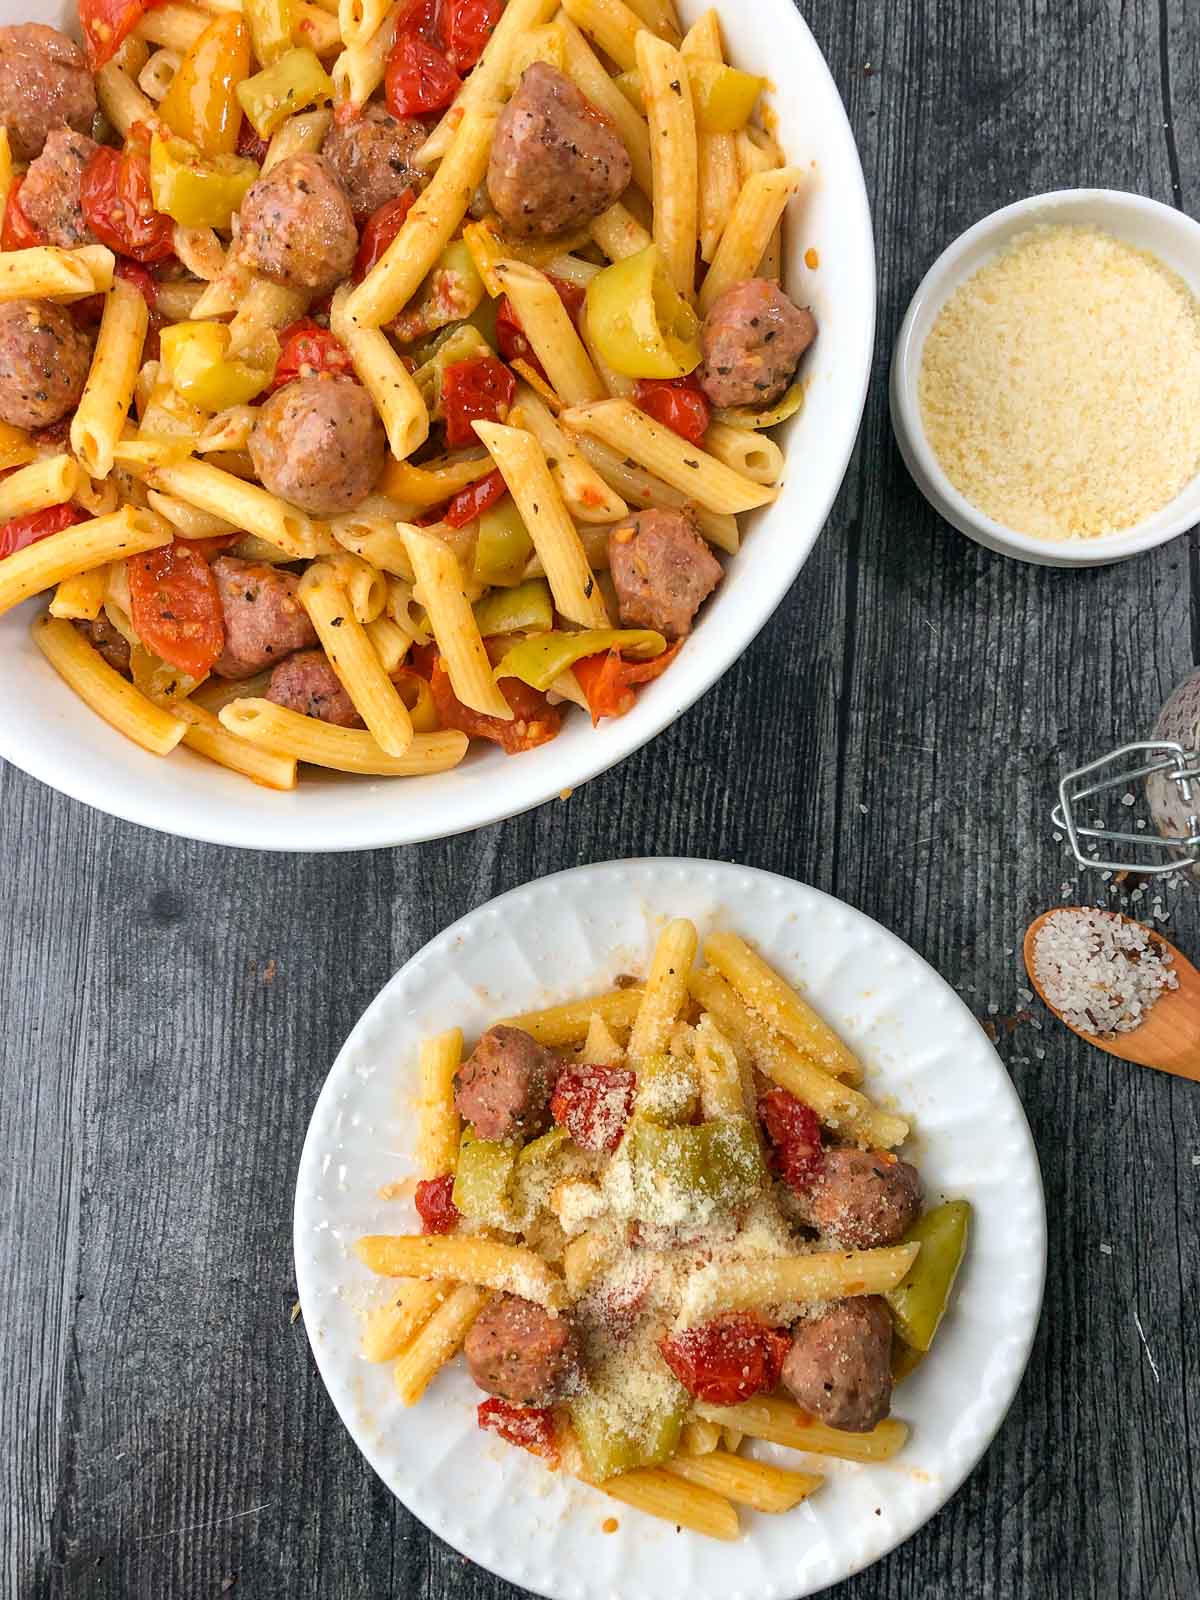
[294, 859, 1046, 1600]
[0, 0, 875, 850]
[890, 188, 1200, 568]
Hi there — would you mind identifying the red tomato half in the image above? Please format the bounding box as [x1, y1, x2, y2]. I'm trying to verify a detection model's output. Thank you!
[414, 1173, 460, 1234]
[659, 1314, 791, 1406]
[386, 32, 460, 118]
[429, 654, 562, 754]
[476, 1399, 559, 1463]
[442, 466, 507, 529]
[126, 540, 225, 677]
[81, 129, 174, 264]
[551, 1064, 636, 1153]
[758, 1088, 824, 1193]
[573, 640, 683, 724]
[2, 176, 43, 250]
[443, 0, 502, 70]
[79, 0, 163, 69]
[633, 375, 711, 445]
[0, 503, 83, 561]
[353, 190, 417, 281]
[440, 356, 516, 449]
[272, 320, 357, 389]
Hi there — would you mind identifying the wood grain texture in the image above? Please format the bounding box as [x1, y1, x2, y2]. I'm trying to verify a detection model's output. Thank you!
[2, 2, 1199, 1596]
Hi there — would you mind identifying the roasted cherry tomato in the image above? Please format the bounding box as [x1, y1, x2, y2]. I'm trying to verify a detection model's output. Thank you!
[385, 32, 460, 118]
[440, 356, 516, 449]
[81, 127, 175, 264]
[476, 1399, 559, 1462]
[272, 319, 357, 389]
[126, 540, 225, 677]
[2, 176, 43, 250]
[574, 639, 683, 723]
[414, 1172, 461, 1234]
[496, 275, 586, 368]
[659, 1313, 791, 1406]
[551, 1063, 637, 1153]
[235, 117, 270, 165]
[429, 654, 562, 754]
[442, 467, 507, 529]
[633, 375, 711, 445]
[353, 189, 418, 280]
[79, 0, 163, 69]
[758, 1087, 824, 1193]
[0, 503, 83, 561]
[443, 0, 502, 70]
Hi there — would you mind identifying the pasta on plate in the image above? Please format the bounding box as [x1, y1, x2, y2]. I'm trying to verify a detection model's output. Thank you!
[0, 0, 821, 789]
[353, 919, 971, 1541]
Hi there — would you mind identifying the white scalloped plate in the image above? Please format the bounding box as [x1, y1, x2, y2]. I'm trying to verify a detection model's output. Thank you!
[294, 860, 1046, 1599]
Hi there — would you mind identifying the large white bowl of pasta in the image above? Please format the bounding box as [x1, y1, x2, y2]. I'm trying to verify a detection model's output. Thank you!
[0, 0, 874, 849]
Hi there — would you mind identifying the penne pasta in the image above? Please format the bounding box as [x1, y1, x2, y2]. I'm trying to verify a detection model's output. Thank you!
[679, 1418, 722, 1456]
[680, 1243, 921, 1320]
[49, 568, 108, 623]
[227, 278, 310, 359]
[71, 277, 149, 479]
[33, 615, 186, 756]
[698, 166, 804, 315]
[590, 200, 654, 262]
[637, 30, 700, 299]
[218, 699, 469, 775]
[366, 613, 411, 673]
[702, 422, 785, 486]
[573, 434, 740, 552]
[510, 388, 628, 524]
[0, 246, 104, 301]
[355, 1234, 568, 1310]
[492, 261, 606, 406]
[263, 107, 334, 172]
[695, 1398, 910, 1464]
[0, 456, 78, 521]
[146, 459, 321, 558]
[392, 1284, 490, 1406]
[694, 1015, 745, 1120]
[331, 286, 429, 461]
[499, 986, 645, 1046]
[331, 516, 416, 581]
[96, 61, 160, 138]
[559, 16, 653, 196]
[298, 562, 414, 755]
[362, 1280, 449, 1363]
[560, 0, 643, 73]
[664, 1449, 823, 1513]
[339, 0, 389, 48]
[175, 701, 299, 790]
[628, 918, 699, 1059]
[401, 523, 513, 719]
[597, 1467, 739, 1541]
[417, 1029, 463, 1180]
[0, 506, 171, 619]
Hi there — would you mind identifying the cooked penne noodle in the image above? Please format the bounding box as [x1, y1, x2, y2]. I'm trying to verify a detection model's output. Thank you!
[703, 931, 863, 1083]
[472, 422, 610, 628]
[561, 399, 777, 514]
[32, 615, 186, 756]
[680, 1418, 722, 1456]
[362, 1280, 449, 1363]
[172, 224, 226, 282]
[136, 1, 208, 51]
[561, 0, 642, 72]
[298, 562, 413, 754]
[147, 459, 320, 558]
[695, 1398, 910, 1464]
[263, 107, 334, 172]
[0, 506, 170, 618]
[227, 278, 310, 359]
[366, 613, 410, 673]
[339, 0, 389, 47]
[113, 437, 195, 470]
[153, 278, 208, 321]
[624, 0, 681, 39]
[175, 701, 299, 790]
[680, 11, 741, 261]
[331, 286, 429, 461]
[694, 1015, 745, 1120]
[0, 246, 102, 301]
[597, 1467, 739, 1541]
[637, 30, 699, 298]
[698, 166, 803, 314]
[702, 422, 785, 486]
[71, 277, 149, 479]
[664, 1450, 823, 1513]
[417, 1029, 463, 1179]
[736, 123, 784, 178]
[96, 60, 160, 137]
[580, 1012, 624, 1065]
[628, 918, 698, 1059]
[189, 669, 273, 714]
[331, 3, 398, 111]
[392, 1284, 490, 1406]
[493, 261, 606, 405]
[401, 523, 513, 719]
[506, 20, 567, 85]
[559, 16, 653, 195]
[331, 516, 416, 581]
[218, 699, 468, 774]
[0, 456, 78, 521]
[196, 406, 258, 455]
[355, 1234, 568, 1310]
[499, 986, 644, 1046]
[590, 200, 653, 261]
[48, 568, 108, 622]
[138, 46, 181, 99]
[510, 389, 628, 524]
[574, 435, 738, 553]
[683, 1243, 921, 1320]
[562, 1228, 618, 1297]
[146, 490, 237, 541]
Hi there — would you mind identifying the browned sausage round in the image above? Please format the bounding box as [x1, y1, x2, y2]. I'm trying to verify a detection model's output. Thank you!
[453, 1025, 563, 1142]
[781, 1297, 893, 1432]
[0, 25, 97, 164]
[464, 1294, 581, 1406]
[487, 62, 632, 238]
[806, 1148, 922, 1249]
[248, 377, 386, 515]
[320, 104, 425, 217]
[266, 649, 362, 727]
[698, 278, 817, 409]
[210, 556, 319, 680]
[0, 299, 91, 430]
[608, 507, 723, 639]
[19, 127, 97, 247]
[74, 614, 131, 677]
[236, 154, 357, 293]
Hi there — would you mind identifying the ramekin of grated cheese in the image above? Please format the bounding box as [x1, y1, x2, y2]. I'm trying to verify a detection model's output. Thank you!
[890, 189, 1200, 567]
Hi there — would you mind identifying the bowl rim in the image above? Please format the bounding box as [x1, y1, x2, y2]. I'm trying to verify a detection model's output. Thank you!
[890, 186, 1200, 567]
[0, 0, 877, 852]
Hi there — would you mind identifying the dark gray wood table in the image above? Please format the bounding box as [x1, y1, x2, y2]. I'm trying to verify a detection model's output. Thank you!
[4, 3, 1199, 1596]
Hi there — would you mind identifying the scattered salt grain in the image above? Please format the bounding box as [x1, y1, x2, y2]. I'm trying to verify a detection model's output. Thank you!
[1099, 1243, 1113, 1256]
[1121, 793, 1136, 808]
[1032, 908, 1178, 1037]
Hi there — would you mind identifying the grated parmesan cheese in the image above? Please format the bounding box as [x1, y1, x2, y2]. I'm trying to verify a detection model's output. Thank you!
[919, 224, 1200, 538]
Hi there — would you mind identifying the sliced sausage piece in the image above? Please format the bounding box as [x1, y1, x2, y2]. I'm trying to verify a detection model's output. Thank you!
[266, 649, 362, 727]
[805, 1147, 922, 1249]
[0, 24, 97, 164]
[487, 62, 631, 238]
[464, 1293, 581, 1406]
[453, 1024, 562, 1142]
[210, 556, 318, 680]
[698, 278, 817, 409]
[0, 298, 91, 430]
[236, 154, 357, 293]
[781, 1297, 893, 1433]
[320, 104, 425, 216]
[74, 613, 131, 677]
[248, 377, 386, 516]
[19, 128, 98, 248]
[608, 507, 723, 639]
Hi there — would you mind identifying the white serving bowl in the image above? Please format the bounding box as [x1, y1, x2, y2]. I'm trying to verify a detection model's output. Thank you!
[890, 188, 1200, 569]
[0, 0, 875, 850]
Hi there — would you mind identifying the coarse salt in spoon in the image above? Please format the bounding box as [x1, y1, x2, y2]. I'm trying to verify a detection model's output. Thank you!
[1023, 907, 1200, 1081]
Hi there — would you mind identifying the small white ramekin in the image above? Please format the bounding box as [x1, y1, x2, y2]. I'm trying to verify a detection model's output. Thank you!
[890, 188, 1200, 568]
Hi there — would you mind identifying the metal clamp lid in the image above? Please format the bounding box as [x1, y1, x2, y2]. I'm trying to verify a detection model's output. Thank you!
[1053, 740, 1200, 875]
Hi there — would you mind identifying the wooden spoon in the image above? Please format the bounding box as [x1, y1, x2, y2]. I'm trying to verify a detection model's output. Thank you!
[1023, 909, 1200, 1082]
